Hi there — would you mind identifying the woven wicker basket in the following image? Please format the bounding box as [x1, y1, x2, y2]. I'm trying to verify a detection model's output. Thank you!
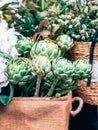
[77, 81, 98, 105]
[71, 41, 98, 61]
[70, 41, 98, 105]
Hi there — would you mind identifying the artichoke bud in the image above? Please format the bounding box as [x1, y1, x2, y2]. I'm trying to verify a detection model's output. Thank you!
[31, 56, 51, 76]
[30, 39, 61, 60]
[43, 71, 55, 87]
[57, 78, 76, 89]
[73, 60, 92, 80]
[56, 34, 74, 51]
[7, 58, 34, 85]
[15, 37, 34, 55]
[44, 71, 54, 82]
[52, 57, 73, 79]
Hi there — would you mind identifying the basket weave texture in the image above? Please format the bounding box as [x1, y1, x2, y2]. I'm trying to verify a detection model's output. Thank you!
[77, 81, 98, 105]
[71, 41, 98, 105]
[71, 41, 98, 61]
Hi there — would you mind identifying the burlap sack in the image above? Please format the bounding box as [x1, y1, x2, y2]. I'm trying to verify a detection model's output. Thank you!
[0, 92, 83, 130]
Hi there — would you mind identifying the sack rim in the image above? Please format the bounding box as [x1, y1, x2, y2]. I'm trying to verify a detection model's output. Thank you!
[10, 92, 72, 102]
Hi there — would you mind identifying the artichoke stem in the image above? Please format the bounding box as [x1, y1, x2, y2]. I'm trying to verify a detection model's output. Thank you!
[46, 78, 59, 97]
[35, 75, 42, 97]
[61, 48, 65, 57]
[41, 0, 45, 10]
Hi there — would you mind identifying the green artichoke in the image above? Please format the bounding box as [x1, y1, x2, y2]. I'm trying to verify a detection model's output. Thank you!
[55, 78, 77, 97]
[56, 34, 74, 51]
[46, 57, 73, 97]
[31, 56, 51, 76]
[43, 71, 54, 86]
[7, 58, 34, 85]
[52, 57, 73, 79]
[30, 39, 61, 60]
[40, 72, 55, 96]
[57, 78, 76, 89]
[73, 60, 92, 80]
[31, 56, 51, 97]
[15, 37, 34, 55]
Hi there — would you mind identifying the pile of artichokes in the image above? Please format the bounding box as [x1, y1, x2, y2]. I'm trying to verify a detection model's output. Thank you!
[0, 34, 92, 105]
[3, 34, 92, 99]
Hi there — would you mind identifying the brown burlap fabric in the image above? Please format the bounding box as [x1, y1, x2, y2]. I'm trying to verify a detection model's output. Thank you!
[0, 92, 72, 130]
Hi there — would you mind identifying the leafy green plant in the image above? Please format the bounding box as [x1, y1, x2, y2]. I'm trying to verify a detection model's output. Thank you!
[47, 0, 98, 41]
[0, 0, 92, 105]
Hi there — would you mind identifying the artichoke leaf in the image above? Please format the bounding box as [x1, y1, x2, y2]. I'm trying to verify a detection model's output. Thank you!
[0, 84, 14, 105]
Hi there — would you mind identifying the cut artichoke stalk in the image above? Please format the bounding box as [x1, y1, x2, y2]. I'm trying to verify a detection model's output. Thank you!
[31, 56, 51, 97]
[46, 78, 60, 97]
[35, 75, 42, 97]
[46, 57, 73, 97]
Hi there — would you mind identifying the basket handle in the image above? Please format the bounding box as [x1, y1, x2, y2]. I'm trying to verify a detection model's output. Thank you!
[70, 97, 83, 116]
[87, 28, 98, 86]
